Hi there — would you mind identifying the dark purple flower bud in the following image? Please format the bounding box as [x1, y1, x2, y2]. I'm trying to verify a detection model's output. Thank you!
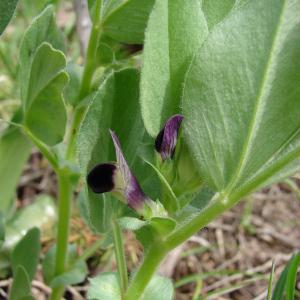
[87, 130, 148, 212]
[155, 114, 184, 160]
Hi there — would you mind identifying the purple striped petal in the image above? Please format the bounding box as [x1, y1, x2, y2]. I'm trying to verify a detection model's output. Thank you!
[155, 114, 184, 160]
[110, 130, 147, 211]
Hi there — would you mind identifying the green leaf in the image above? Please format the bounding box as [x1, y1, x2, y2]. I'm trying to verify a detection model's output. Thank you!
[149, 217, 176, 236]
[20, 5, 65, 107]
[285, 252, 300, 300]
[143, 159, 179, 212]
[2, 195, 56, 254]
[272, 252, 300, 300]
[97, 43, 114, 66]
[202, 0, 236, 30]
[88, 272, 121, 300]
[22, 0, 54, 18]
[0, 0, 19, 35]
[141, 0, 208, 136]
[135, 216, 176, 251]
[101, 0, 155, 44]
[77, 68, 143, 233]
[272, 264, 288, 300]
[24, 42, 68, 145]
[11, 227, 40, 281]
[183, 0, 300, 201]
[118, 217, 146, 231]
[87, 273, 173, 300]
[142, 274, 173, 300]
[0, 127, 31, 213]
[9, 266, 32, 300]
[63, 62, 82, 107]
[42, 244, 88, 288]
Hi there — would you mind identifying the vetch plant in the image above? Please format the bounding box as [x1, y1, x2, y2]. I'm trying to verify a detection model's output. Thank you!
[0, 0, 299, 299]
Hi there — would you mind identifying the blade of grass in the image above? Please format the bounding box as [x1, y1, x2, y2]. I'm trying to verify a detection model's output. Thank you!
[203, 275, 267, 300]
[192, 279, 203, 300]
[267, 260, 276, 300]
[286, 252, 300, 300]
[175, 270, 240, 288]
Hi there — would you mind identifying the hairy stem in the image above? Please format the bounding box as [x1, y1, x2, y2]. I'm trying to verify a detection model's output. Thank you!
[124, 243, 167, 300]
[66, 0, 103, 160]
[112, 220, 128, 298]
[125, 194, 236, 300]
[50, 171, 73, 300]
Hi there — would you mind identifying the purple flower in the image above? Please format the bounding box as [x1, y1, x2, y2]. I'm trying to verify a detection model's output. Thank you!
[155, 114, 184, 160]
[87, 130, 148, 212]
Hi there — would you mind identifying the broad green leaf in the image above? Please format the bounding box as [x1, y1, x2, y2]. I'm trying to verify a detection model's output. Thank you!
[0, 127, 31, 213]
[142, 274, 173, 300]
[63, 62, 82, 107]
[2, 195, 56, 253]
[88, 272, 121, 300]
[97, 43, 114, 66]
[134, 133, 162, 201]
[102, 0, 155, 44]
[19, 5, 65, 108]
[77, 68, 143, 233]
[202, 0, 236, 30]
[87, 273, 173, 300]
[43, 244, 88, 287]
[88, 0, 154, 44]
[234, 0, 249, 7]
[183, 0, 300, 201]
[9, 266, 32, 300]
[22, 0, 54, 18]
[24, 42, 68, 145]
[0, 0, 19, 35]
[11, 227, 40, 281]
[141, 0, 208, 137]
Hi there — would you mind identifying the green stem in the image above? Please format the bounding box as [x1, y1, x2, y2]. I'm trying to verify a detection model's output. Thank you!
[165, 196, 231, 249]
[66, 0, 103, 160]
[22, 127, 59, 172]
[50, 170, 73, 300]
[124, 243, 167, 300]
[112, 220, 128, 298]
[125, 194, 235, 300]
[65, 106, 85, 160]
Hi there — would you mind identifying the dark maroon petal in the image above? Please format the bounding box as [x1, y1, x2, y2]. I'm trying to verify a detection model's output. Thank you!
[87, 163, 117, 194]
[155, 114, 184, 160]
[110, 130, 147, 211]
[155, 127, 164, 153]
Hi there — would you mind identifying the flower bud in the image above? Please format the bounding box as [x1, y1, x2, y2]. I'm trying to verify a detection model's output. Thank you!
[87, 130, 148, 213]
